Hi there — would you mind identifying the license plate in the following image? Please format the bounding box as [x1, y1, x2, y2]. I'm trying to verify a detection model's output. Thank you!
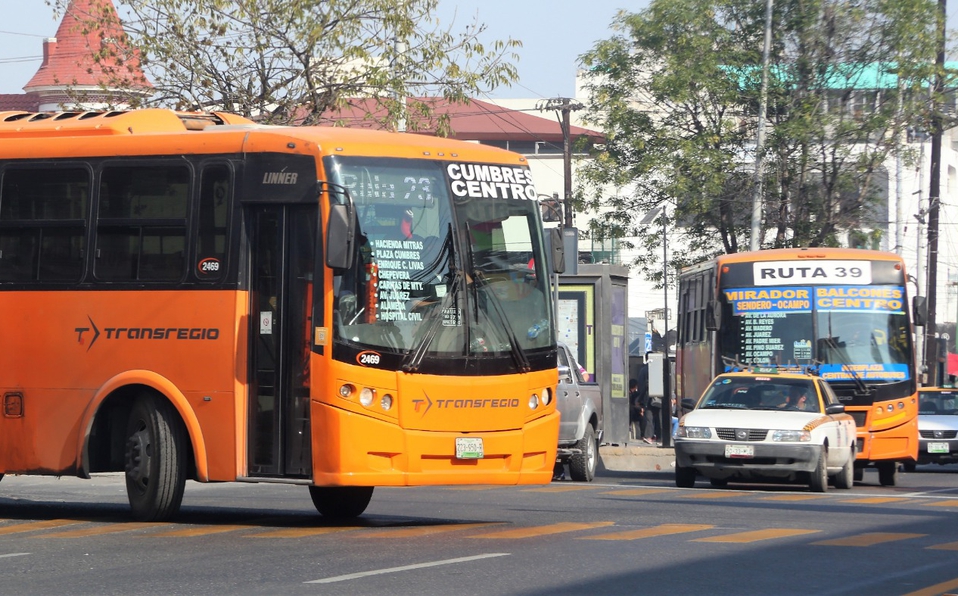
[455, 437, 484, 459]
[928, 442, 949, 454]
[725, 444, 754, 458]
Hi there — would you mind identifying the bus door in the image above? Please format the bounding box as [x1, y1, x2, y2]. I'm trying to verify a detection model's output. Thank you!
[246, 204, 316, 478]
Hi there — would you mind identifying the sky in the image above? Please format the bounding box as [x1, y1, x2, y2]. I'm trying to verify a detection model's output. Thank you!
[0, 1, 641, 99]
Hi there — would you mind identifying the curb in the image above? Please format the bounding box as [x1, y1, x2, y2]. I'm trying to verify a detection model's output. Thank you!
[598, 444, 676, 473]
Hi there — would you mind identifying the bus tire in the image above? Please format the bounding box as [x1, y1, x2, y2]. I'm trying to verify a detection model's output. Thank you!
[569, 424, 597, 482]
[675, 464, 696, 488]
[124, 394, 187, 522]
[309, 486, 374, 519]
[853, 465, 864, 482]
[903, 461, 916, 473]
[835, 452, 854, 489]
[809, 450, 828, 493]
[877, 461, 898, 486]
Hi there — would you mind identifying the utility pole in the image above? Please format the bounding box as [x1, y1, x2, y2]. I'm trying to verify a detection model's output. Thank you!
[749, 0, 773, 252]
[924, 0, 946, 383]
[537, 98, 584, 227]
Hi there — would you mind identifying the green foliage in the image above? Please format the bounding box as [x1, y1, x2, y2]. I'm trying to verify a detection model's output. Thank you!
[51, 0, 520, 129]
[578, 0, 945, 287]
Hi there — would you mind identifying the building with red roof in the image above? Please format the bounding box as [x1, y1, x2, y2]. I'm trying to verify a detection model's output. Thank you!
[13, 0, 151, 111]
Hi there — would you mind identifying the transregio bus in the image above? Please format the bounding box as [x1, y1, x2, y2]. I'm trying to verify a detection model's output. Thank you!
[0, 109, 562, 521]
[676, 248, 922, 486]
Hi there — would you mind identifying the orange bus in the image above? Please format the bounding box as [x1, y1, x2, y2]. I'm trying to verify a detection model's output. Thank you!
[0, 109, 561, 521]
[676, 248, 921, 486]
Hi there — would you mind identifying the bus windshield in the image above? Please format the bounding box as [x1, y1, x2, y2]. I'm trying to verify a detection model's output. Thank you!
[717, 284, 911, 383]
[326, 156, 553, 371]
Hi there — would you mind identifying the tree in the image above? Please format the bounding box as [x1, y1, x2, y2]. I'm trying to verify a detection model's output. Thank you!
[52, 0, 521, 130]
[577, 0, 944, 286]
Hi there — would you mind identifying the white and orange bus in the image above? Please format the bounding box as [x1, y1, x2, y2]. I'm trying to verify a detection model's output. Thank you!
[676, 248, 921, 486]
[0, 109, 561, 521]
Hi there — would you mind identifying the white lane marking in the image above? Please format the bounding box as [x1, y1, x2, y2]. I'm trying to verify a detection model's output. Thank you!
[0, 553, 30, 559]
[305, 553, 510, 584]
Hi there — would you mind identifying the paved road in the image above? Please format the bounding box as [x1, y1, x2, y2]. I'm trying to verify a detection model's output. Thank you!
[1, 465, 957, 595]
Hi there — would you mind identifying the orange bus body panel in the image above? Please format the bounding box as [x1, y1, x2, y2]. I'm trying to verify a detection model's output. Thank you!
[0, 110, 557, 495]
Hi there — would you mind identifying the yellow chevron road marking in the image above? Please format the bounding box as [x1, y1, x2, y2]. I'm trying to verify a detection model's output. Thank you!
[682, 491, 741, 499]
[812, 532, 925, 547]
[358, 523, 502, 538]
[923, 500, 958, 508]
[247, 526, 358, 539]
[0, 520, 82, 535]
[694, 528, 820, 543]
[927, 541, 958, 551]
[842, 497, 910, 504]
[39, 522, 168, 538]
[602, 488, 671, 497]
[900, 576, 958, 596]
[470, 521, 614, 539]
[580, 524, 713, 541]
[522, 485, 601, 493]
[150, 525, 253, 538]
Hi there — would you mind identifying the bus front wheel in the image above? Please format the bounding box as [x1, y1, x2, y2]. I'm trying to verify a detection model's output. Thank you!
[877, 461, 898, 486]
[309, 486, 374, 519]
[124, 394, 187, 522]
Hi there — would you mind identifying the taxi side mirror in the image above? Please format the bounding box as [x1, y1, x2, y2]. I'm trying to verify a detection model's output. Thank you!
[825, 403, 845, 415]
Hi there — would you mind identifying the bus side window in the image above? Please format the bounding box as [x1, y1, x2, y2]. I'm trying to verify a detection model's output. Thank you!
[196, 164, 231, 280]
[96, 164, 189, 282]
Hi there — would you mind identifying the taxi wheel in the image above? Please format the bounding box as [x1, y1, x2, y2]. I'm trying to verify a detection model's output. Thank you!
[809, 450, 828, 493]
[835, 452, 854, 489]
[675, 464, 696, 488]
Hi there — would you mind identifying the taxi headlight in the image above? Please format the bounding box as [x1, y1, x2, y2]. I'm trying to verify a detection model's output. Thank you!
[772, 429, 811, 442]
[678, 426, 711, 439]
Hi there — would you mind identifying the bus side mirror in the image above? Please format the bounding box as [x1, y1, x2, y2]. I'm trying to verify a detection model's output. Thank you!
[325, 202, 355, 270]
[705, 300, 720, 331]
[549, 227, 565, 274]
[913, 295, 927, 327]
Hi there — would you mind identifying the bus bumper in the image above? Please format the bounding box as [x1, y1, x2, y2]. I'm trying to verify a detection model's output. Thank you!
[310, 402, 559, 486]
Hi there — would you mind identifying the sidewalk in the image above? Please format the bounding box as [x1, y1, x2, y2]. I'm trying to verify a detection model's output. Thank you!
[598, 443, 675, 473]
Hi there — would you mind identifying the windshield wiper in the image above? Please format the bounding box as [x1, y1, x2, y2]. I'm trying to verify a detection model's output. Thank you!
[472, 271, 531, 373]
[819, 336, 872, 398]
[402, 268, 462, 372]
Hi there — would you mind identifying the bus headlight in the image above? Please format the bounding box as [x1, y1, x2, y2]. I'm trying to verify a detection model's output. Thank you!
[542, 388, 552, 406]
[678, 426, 711, 439]
[528, 394, 540, 410]
[772, 429, 811, 442]
[359, 387, 375, 407]
[380, 393, 393, 411]
[339, 384, 355, 399]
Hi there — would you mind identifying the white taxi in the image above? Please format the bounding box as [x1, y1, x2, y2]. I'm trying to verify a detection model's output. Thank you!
[675, 371, 857, 491]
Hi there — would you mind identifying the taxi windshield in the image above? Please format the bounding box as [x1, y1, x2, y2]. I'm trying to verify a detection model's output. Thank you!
[919, 391, 958, 415]
[697, 378, 821, 413]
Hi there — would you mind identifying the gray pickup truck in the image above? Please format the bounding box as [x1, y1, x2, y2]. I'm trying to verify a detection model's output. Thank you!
[555, 342, 604, 481]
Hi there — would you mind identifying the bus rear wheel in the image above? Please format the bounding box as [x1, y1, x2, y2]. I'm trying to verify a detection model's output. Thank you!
[308, 486, 374, 519]
[124, 394, 187, 522]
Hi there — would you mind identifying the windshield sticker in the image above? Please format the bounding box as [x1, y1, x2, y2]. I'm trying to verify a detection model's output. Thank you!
[723, 287, 811, 315]
[753, 261, 872, 286]
[446, 163, 537, 200]
[815, 286, 905, 313]
[819, 363, 910, 382]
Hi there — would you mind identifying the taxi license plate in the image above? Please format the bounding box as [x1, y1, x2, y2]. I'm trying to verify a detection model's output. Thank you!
[725, 444, 754, 458]
[456, 437, 484, 459]
[928, 442, 949, 454]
